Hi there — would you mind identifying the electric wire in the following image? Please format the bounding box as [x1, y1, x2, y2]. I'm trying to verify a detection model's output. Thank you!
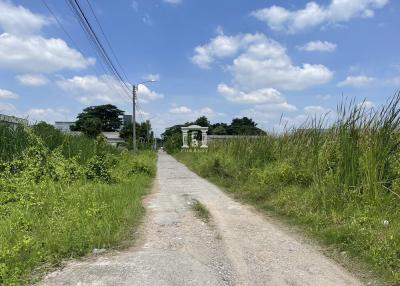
[66, 0, 132, 98]
[42, 0, 132, 105]
[84, 0, 130, 84]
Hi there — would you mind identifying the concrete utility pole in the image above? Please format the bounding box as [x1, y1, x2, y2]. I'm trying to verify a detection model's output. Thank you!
[132, 85, 137, 152]
[132, 80, 157, 153]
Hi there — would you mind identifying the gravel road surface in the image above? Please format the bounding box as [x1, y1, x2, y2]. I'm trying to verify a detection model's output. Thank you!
[40, 152, 363, 286]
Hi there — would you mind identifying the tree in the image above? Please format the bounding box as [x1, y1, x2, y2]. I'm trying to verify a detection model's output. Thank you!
[194, 116, 210, 127]
[161, 124, 184, 153]
[227, 117, 265, 135]
[210, 123, 228, 135]
[119, 120, 154, 149]
[81, 117, 102, 138]
[162, 116, 267, 153]
[32, 122, 64, 150]
[72, 104, 124, 132]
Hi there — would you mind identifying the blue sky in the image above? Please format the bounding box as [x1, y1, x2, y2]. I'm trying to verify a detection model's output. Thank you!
[0, 0, 399, 135]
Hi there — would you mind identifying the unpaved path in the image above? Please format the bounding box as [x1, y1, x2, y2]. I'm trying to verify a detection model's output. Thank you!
[40, 152, 363, 286]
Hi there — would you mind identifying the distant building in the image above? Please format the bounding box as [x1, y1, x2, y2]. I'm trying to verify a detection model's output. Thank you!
[123, 115, 132, 125]
[54, 121, 124, 146]
[54, 121, 75, 132]
[0, 114, 28, 127]
[101, 132, 125, 146]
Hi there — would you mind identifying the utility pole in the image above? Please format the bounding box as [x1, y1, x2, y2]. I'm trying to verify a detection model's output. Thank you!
[132, 80, 157, 153]
[132, 85, 137, 152]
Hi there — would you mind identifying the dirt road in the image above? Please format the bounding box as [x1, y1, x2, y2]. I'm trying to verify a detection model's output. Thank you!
[40, 152, 363, 286]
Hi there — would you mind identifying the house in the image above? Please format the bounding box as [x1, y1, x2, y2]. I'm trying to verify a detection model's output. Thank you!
[54, 121, 124, 146]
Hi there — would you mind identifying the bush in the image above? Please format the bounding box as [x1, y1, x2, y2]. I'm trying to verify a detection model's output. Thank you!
[85, 154, 115, 183]
[129, 160, 155, 176]
[0, 123, 156, 285]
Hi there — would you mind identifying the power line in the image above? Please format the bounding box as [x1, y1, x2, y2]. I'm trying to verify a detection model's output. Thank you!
[65, 0, 132, 97]
[84, 0, 130, 84]
[41, 0, 132, 104]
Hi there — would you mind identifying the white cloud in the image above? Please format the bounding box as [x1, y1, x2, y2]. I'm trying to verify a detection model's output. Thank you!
[231, 56, 332, 92]
[357, 100, 375, 110]
[163, 0, 182, 4]
[152, 106, 225, 136]
[316, 94, 332, 101]
[136, 110, 150, 117]
[215, 25, 224, 35]
[0, 88, 18, 99]
[0, 33, 95, 73]
[169, 106, 192, 114]
[387, 76, 400, 86]
[168, 105, 221, 117]
[26, 108, 70, 124]
[142, 14, 152, 26]
[256, 102, 297, 112]
[0, 1, 94, 74]
[131, 0, 138, 11]
[0, 102, 16, 114]
[57, 75, 129, 105]
[193, 32, 330, 121]
[238, 102, 297, 131]
[137, 84, 164, 103]
[56, 75, 163, 105]
[297, 41, 337, 52]
[197, 107, 219, 116]
[251, 0, 389, 33]
[338, 75, 375, 87]
[16, 74, 49, 86]
[191, 33, 264, 69]
[277, 114, 309, 131]
[192, 33, 333, 91]
[0, 0, 49, 35]
[143, 73, 160, 81]
[304, 105, 331, 115]
[217, 84, 283, 104]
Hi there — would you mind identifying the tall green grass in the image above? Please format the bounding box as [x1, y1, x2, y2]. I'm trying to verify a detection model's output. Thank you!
[176, 93, 400, 284]
[0, 123, 156, 285]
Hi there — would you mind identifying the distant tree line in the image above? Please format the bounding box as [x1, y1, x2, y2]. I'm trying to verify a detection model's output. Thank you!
[70, 104, 154, 149]
[162, 115, 265, 152]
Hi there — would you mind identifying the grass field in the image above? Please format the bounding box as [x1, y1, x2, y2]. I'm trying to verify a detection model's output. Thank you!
[174, 95, 400, 284]
[0, 123, 156, 285]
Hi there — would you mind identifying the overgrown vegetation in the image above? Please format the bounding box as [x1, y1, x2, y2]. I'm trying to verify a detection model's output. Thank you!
[175, 94, 400, 284]
[71, 104, 124, 137]
[162, 116, 265, 153]
[0, 122, 156, 285]
[120, 120, 155, 150]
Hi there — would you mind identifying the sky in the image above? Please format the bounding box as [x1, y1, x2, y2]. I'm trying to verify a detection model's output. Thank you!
[0, 0, 399, 136]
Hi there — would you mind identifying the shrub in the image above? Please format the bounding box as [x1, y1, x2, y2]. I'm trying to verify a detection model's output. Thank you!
[129, 160, 155, 176]
[0, 123, 156, 285]
[85, 154, 115, 183]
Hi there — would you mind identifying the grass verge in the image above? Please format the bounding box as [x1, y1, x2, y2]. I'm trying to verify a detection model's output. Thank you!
[173, 94, 400, 285]
[0, 123, 157, 285]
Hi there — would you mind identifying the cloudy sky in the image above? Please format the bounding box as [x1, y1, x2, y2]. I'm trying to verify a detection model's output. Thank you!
[0, 0, 399, 135]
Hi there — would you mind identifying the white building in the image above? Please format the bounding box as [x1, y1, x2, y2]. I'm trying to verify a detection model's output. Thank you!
[54, 121, 125, 146]
[0, 114, 28, 127]
[54, 121, 75, 132]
